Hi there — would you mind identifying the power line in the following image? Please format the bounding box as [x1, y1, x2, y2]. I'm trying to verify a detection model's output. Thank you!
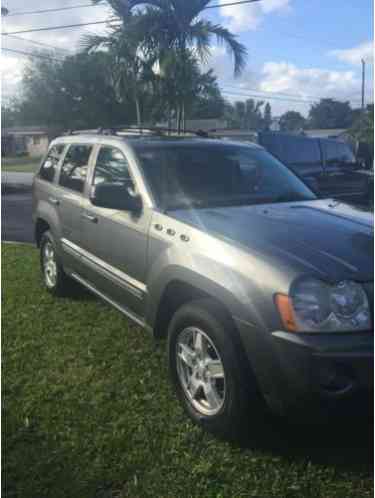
[221, 88, 362, 105]
[1, 47, 64, 62]
[1, 0, 262, 35]
[222, 83, 362, 105]
[206, 0, 262, 9]
[5, 0, 260, 18]
[6, 3, 97, 17]
[4, 34, 72, 53]
[2, 19, 114, 36]
[221, 88, 317, 104]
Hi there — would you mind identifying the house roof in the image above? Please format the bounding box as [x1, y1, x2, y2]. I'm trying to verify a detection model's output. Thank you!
[2, 126, 56, 137]
[303, 129, 348, 139]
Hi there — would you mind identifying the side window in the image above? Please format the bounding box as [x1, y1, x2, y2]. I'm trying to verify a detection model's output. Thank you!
[93, 147, 134, 188]
[59, 144, 92, 193]
[39, 144, 65, 182]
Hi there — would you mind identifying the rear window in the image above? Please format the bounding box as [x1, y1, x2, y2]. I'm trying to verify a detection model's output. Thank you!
[39, 144, 65, 182]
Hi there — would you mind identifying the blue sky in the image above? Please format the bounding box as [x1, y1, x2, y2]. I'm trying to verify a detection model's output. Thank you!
[1, 0, 374, 116]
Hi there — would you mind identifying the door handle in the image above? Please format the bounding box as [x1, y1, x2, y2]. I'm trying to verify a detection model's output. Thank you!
[82, 213, 98, 223]
[48, 196, 60, 206]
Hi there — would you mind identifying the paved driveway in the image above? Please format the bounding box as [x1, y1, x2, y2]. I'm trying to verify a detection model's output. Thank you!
[2, 171, 34, 188]
[2, 191, 34, 243]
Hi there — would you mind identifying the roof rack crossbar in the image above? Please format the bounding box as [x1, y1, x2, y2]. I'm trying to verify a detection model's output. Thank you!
[63, 126, 212, 138]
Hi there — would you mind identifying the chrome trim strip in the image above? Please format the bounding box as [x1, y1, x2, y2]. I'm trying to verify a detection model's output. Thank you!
[61, 238, 147, 296]
[71, 273, 146, 328]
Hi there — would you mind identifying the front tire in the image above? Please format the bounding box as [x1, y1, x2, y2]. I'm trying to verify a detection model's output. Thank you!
[40, 231, 73, 296]
[168, 299, 260, 438]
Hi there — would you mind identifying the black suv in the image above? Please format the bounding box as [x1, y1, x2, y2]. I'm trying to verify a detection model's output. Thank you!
[258, 132, 373, 206]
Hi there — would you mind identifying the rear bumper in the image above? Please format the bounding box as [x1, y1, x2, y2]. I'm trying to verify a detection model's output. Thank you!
[235, 318, 373, 417]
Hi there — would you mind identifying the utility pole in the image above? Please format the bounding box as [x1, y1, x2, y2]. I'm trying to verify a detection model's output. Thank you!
[361, 58, 366, 111]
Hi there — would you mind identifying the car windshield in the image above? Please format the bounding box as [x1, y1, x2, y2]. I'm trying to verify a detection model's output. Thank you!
[134, 143, 317, 210]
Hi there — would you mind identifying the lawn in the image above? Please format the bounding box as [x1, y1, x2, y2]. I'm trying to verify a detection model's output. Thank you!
[2, 156, 42, 173]
[2, 244, 373, 498]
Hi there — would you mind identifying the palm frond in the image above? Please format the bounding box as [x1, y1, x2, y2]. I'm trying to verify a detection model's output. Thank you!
[80, 34, 110, 53]
[202, 21, 248, 77]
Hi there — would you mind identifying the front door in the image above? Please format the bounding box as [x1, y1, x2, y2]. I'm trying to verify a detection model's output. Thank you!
[80, 145, 152, 318]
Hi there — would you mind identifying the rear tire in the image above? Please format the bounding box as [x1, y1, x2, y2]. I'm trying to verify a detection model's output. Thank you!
[40, 231, 73, 297]
[168, 298, 261, 438]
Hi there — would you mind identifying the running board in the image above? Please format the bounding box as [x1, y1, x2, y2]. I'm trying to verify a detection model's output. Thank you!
[71, 272, 146, 329]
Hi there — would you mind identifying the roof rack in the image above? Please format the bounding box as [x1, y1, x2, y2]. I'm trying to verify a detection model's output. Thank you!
[64, 126, 212, 138]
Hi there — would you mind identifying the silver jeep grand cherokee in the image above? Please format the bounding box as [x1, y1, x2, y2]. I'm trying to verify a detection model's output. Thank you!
[32, 130, 373, 437]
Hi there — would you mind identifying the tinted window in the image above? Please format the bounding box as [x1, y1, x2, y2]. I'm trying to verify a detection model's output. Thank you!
[93, 147, 133, 187]
[135, 144, 316, 209]
[59, 144, 92, 193]
[282, 136, 321, 164]
[39, 144, 65, 182]
[324, 140, 355, 165]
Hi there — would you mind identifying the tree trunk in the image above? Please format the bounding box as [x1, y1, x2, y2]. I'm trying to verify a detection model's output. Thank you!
[135, 94, 141, 129]
[182, 101, 186, 133]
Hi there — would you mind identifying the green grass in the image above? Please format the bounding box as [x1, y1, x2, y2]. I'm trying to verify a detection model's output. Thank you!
[2, 156, 42, 173]
[2, 244, 373, 498]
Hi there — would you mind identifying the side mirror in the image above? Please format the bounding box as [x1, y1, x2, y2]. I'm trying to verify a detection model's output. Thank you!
[91, 182, 142, 212]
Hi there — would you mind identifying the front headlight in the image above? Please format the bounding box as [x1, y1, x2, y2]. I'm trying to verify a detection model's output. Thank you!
[276, 277, 371, 332]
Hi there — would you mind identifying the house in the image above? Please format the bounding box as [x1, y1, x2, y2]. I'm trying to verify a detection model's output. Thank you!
[1, 126, 61, 157]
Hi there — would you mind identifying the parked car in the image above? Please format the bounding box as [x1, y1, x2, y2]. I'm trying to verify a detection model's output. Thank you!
[32, 130, 373, 437]
[258, 132, 373, 207]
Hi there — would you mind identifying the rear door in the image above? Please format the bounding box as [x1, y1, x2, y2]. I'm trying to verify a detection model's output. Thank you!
[56, 143, 95, 271]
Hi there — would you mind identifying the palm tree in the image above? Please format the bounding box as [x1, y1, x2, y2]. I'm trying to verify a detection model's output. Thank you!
[88, 0, 247, 130]
[82, 13, 155, 127]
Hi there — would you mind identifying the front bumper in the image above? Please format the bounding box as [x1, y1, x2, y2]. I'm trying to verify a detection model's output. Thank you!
[235, 318, 373, 417]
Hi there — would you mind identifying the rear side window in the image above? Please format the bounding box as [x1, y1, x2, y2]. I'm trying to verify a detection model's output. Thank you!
[39, 144, 65, 182]
[59, 144, 92, 193]
[282, 136, 321, 165]
[323, 140, 355, 165]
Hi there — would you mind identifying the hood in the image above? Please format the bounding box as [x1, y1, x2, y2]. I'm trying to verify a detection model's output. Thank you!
[171, 199, 373, 282]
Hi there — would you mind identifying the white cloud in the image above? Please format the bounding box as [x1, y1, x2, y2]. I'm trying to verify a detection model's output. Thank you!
[1, 55, 24, 101]
[206, 47, 372, 116]
[1, 0, 113, 99]
[329, 41, 374, 66]
[218, 0, 291, 32]
[260, 61, 359, 96]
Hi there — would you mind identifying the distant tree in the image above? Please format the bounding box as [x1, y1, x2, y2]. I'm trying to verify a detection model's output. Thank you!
[187, 69, 225, 120]
[263, 102, 272, 130]
[225, 99, 265, 129]
[308, 98, 353, 129]
[244, 99, 264, 129]
[1, 104, 18, 127]
[279, 110, 306, 132]
[16, 52, 130, 128]
[350, 104, 374, 166]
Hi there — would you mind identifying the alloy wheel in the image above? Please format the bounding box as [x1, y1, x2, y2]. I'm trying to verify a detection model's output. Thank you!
[176, 326, 226, 416]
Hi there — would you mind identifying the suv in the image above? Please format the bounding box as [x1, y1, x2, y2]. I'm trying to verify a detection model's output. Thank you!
[258, 132, 373, 206]
[32, 130, 373, 436]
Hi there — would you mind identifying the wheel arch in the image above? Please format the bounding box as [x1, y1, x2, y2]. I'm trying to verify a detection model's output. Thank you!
[35, 217, 50, 247]
[147, 266, 251, 340]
